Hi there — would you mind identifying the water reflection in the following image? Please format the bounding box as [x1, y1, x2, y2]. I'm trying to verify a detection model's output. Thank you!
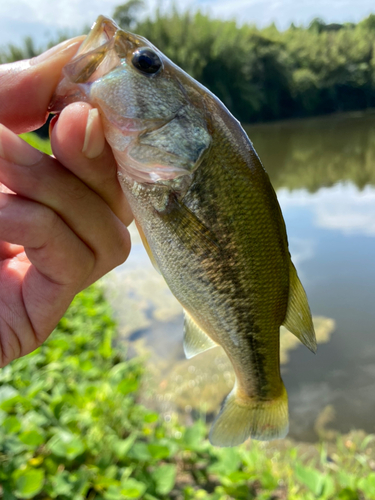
[105, 111, 375, 441]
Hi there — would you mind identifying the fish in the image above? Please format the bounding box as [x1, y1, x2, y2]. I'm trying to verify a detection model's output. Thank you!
[49, 16, 316, 447]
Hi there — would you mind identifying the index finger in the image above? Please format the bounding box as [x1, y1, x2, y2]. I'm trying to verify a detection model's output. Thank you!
[0, 36, 85, 134]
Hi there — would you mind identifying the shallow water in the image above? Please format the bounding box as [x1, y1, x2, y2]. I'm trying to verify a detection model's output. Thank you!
[105, 110, 375, 442]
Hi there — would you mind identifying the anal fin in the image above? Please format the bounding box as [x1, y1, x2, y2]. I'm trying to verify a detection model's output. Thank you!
[283, 262, 317, 353]
[183, 310, 217, 359]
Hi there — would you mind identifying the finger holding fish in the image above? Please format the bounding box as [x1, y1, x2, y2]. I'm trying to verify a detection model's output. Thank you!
[50, 102, 133, 226]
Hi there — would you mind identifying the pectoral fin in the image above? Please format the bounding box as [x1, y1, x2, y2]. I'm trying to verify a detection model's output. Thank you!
[183, 310, 217, 359]
[135, 220, 161, 274]
[282, 262, 317, 353]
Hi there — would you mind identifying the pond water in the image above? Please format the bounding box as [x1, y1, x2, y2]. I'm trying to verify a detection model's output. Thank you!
[104, 110, 375, 442]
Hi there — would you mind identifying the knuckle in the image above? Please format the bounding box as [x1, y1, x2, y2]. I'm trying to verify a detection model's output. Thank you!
[112, 227, 131, 267]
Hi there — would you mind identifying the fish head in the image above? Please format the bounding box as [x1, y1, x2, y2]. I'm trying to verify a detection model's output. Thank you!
[50, 16, 212, 184]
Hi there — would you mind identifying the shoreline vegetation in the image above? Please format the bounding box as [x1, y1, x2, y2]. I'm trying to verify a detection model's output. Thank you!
[2, 4, 375, 125]
[1, 282, 375, 500]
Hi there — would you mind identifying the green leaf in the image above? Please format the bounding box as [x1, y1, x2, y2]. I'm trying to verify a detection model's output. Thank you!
[104, 480, 147, 500]
[13, 468, 45, 499]
[113, 433, 138, 460]
[118, 378, 139, 395]
[121, 478, 147, 498]
[3, 416, 21, 433]
[19, 430, 44, 448]
[227, 471, 249, 483]
[337, 487, 360, 500]
[99, 327, 113, 358]
[2, 484, 17, 500]
[260, 470, 278, 490]
[143, 412, 159, 424]
[128, 442, 151, 461]
[47, 431, 85, 460]
[208, 448, 241, 476]
[295, 463, 325, 496]
[0, 385, 19, 408]
[151, 464, 176, 495]
[49, 471, 74, 496]
[182, 420, 206, 450]
[322, 475, 335, 498]
[147, 444, 170, 460]
[358, 472, 375, 497]
[20, 132, 52, 155]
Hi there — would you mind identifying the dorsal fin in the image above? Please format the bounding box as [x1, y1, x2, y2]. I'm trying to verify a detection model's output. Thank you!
[135, 220, 161, 274]
[282, 262, 317, 353]
[183, 310, 217, 359]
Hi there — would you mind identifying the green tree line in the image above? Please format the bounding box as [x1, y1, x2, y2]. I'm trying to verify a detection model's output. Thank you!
[2, 4, 375, 123]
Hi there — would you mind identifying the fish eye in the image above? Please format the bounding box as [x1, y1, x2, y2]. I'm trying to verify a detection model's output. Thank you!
[132, 48, 162, 75]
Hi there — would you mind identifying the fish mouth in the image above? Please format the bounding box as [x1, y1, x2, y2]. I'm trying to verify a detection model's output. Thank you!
[49, 16, 140, 113]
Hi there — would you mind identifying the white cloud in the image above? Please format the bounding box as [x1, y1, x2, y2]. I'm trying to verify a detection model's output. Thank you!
[278, 183, 375, 237]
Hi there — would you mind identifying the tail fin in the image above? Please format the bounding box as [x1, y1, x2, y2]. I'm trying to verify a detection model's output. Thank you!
[209, 383, 289, 447]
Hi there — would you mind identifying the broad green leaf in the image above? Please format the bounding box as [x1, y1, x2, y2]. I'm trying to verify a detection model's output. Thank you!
[295, 463, 325, 496]
[3, 416, 21, 434]
[151, 464, 176, 495]
[13, 468, 45, 499]
[338, 471, 358, 490]
[358, 472, 375, 497]
[121, 478, 147, 498]
[227, 471, 249, 483]
[20, 132, 52, 155]
[208, 448, 241, 476]
[147, 444, 170, 460]
[118, 378, 139, 395]
[2, 484, 17, 500]
[49, 471, 74, 496]
[182, 421, 207, 450]
[261, 470, 278, 490]
[143, 412, 159, 424]
[19, 430, 44, 448]
[128, 442, 151, 461]
[113, 433, 138, 460]
[322, 475, 335, 498]
[223, 483, 252, 499]
[0, 385, 19, 407]
[47, 431, 85, 460]
[104, 480, 147, 500]
[337, 487, 360, 500]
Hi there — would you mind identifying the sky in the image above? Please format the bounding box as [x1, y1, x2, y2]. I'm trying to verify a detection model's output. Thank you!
[1, 0, 375, 49]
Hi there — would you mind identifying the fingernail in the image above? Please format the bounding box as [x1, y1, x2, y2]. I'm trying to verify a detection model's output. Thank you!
[49, 115, 59, 137]
[30, 36, 85, 66]
[0, 124, 43, 166]
[82, 108, 105, 159]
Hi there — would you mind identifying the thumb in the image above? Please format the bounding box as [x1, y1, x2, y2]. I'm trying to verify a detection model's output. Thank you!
[0, 36, 85, 134]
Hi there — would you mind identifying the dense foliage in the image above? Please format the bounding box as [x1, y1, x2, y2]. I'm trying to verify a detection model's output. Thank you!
[0, 280, 375, 499]
[2, 6, 375, 123]
[131, 10, 375, 123]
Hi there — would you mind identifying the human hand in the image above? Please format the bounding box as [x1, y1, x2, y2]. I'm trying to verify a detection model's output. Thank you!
[0, 39, 133, 366]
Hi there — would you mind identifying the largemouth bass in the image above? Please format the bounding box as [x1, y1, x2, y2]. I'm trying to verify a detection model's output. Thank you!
[50, 16, 316, 447]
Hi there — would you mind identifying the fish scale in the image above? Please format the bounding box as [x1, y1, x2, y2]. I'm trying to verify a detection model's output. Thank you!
[50, 15, 316, 447]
